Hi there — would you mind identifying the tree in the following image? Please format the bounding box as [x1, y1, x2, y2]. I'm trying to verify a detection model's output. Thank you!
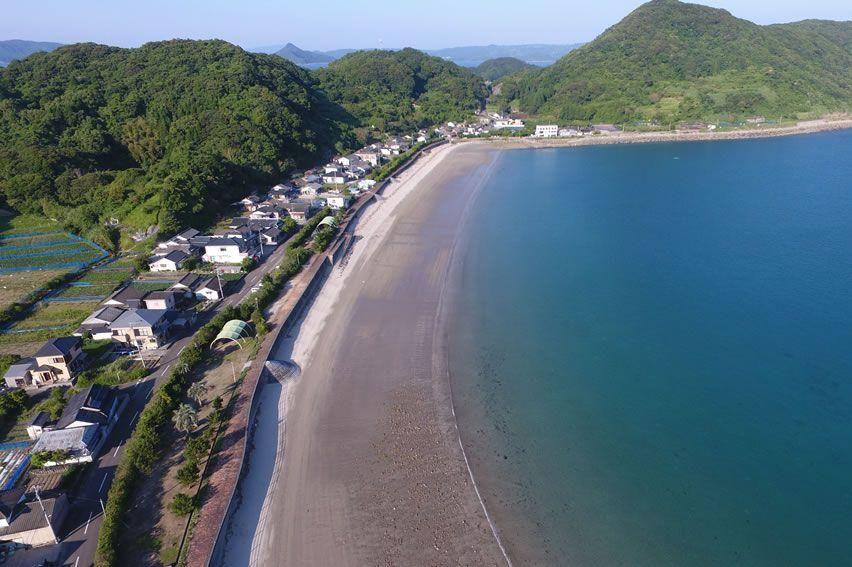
[172, 403, 198, 434]
[187, 381, 209, 406]
[134, 255, 150, 273]
[251, 309, 268, 336]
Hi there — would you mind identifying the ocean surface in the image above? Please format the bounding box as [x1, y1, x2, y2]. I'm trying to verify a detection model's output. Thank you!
[448, 130, 852, 566]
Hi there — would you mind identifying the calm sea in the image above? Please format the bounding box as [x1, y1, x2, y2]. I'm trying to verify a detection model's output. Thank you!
[448, 130, 852, 566]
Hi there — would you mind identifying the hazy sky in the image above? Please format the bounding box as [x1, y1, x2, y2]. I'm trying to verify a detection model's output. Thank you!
[2, 0, 849, 51]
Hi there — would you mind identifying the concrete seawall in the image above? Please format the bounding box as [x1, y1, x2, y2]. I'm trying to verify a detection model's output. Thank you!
[190, 140, 447, 567]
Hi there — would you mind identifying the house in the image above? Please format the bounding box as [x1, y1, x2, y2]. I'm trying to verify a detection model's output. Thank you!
[56, 384, 124, 430]
[354, 149, 381, 167]
[283, 202, 313, 223]
[78, 306, 126, 340]
[323, 194, 351, 211]
[29, 337, 85, 386]
[30, 426, 102, 466]
[195, 277, 223, 301]
[26, 412, 52, 441]
[155, 228, 200, 251]
[148, 249, 190, 272]
[249, 204, 287, 221]
[3, 359, 35, 390]
[534, 124, 559, 138]
[143, 290, 178, 311]
[300, 183, 322, 198]
[202, 238, 257, 264]
[110, 309, 170, 350]
[322, 173, 347, 185]
[0, 491, 69, 547]
[558, 127, 581, 137]
[357, 179, 377, 191]
[494, 118, 525, 130]
[168, 273, 203, 299]
[260, 227, 283, 246]
[103, 285, 148, 310]
[236, 195, 262, 211]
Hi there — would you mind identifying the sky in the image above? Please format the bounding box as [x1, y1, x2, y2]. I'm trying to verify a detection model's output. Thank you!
[2, 0, 849, 51]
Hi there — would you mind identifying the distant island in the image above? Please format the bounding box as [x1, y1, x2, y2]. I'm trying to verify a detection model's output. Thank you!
[0, 39, 62, 66]
[274, 43, 582, 68]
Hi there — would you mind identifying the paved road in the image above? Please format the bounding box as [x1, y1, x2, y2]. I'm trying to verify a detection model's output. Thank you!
[49, 239, 297, 567]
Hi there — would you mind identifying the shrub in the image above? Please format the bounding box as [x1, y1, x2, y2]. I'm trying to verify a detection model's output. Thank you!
[176, 460, 199, 487]
[168, 493, 195, 516]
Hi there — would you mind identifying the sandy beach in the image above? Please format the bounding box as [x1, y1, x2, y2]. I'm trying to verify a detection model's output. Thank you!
[220, 141, 509, 566]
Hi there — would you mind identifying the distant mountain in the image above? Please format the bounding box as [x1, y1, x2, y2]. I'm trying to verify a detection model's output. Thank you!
[473, 57, 535, 81]
[275, 43, 336, 68]
[496, 0, 852, 123]
[427, 44, 582, 67]
[274, 43, 581, 69]
[0, 39, 62, 66]
[315, 48, 488, 132]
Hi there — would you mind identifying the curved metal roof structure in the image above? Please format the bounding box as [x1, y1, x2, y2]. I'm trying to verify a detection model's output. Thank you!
[313, 216, 338, 235]
[210, 319, 252, 348]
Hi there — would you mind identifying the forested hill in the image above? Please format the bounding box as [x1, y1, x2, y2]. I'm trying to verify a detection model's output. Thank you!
[494, 0, 852, 123]
[315, 48, 488, 132]
[0, 40, 352, 243]
[473, 57, 535, 81]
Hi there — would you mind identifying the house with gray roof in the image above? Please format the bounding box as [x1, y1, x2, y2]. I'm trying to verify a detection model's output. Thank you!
[110, 309, 170, 350]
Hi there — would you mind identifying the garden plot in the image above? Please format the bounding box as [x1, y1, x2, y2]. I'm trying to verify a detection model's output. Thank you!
[0, 231, 108, 273]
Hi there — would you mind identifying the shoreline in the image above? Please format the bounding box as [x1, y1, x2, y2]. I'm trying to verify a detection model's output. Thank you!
[223, 141, 510, 566]
[478, 117, 852, 149]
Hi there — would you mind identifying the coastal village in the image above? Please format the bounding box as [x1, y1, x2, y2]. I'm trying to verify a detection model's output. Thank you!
[0, 126, 442, 563]
[0, 105, 833, 561]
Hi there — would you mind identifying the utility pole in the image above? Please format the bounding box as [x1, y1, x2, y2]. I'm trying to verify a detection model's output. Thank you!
[34, 487, 59, 545]
[215, 266, 224, 301]
[231, 361, 237, 384]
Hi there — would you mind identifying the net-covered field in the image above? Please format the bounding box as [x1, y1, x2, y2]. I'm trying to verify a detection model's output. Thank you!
[0, 231, 108, 273]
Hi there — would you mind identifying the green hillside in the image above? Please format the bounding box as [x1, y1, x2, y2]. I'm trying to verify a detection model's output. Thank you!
[315, 48, 488, 132]
[495, 0, 852, 123]
[473, 57, 535, 81]
[0, 40, 352, 243]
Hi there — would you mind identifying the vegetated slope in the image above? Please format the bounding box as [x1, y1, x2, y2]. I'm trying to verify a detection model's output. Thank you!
[0, 40, 352, 245]
[495, 0, 852, 123]
[0, 40, 62, 66]
[315, 48, 488, 132]
[473, 57, 535, 81]
[275, 42, 335, 67]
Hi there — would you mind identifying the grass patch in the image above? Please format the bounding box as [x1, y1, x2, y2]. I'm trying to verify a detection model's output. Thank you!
[12, 302, 96, 331]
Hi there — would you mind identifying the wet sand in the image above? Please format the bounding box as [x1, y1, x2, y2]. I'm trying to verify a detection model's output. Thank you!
[231, 142, 509, 566]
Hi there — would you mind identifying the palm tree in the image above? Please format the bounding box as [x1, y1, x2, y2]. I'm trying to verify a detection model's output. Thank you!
[172, 403, 198, 434]
[187, 381, 209, 406]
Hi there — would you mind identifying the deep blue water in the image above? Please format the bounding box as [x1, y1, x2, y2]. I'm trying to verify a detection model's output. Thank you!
[449, 130, 852, 566]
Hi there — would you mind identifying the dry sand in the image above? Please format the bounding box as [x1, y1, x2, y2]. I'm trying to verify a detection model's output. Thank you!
[223, 142, 510, 567]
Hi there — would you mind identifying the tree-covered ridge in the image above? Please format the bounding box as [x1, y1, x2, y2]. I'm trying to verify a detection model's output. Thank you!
[0, 40, 352, 242]
[473, 57, 535, 81]
[495, 0, 852, 123]
[315, 48, 488, 132]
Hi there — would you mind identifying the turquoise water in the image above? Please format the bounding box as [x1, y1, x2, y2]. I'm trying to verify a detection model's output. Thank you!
[449, 130, 852, 566]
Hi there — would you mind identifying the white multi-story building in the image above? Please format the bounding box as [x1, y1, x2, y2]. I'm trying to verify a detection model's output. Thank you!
[534, 124, 559, 138]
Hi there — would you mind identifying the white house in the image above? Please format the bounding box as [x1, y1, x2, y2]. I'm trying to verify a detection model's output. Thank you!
[534, 124, 559, 138]
[148, 250, 189, 272]
[324, 195, 351, 211]
[195, 277, 223, 301]
[202, 237, 256, 264]
[322, 173, 347, 185]
[494, 118, 525, 129]
[300, 183, 322, 198]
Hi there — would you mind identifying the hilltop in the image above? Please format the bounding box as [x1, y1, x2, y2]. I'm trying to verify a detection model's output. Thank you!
[473, 57, 535, 81]
[315, 48, 488, 132]
[275, 43, 336, 68]
[0, 40, 353, 243]
[495, 0, 852, 123]
[0, 39, 62, 66]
